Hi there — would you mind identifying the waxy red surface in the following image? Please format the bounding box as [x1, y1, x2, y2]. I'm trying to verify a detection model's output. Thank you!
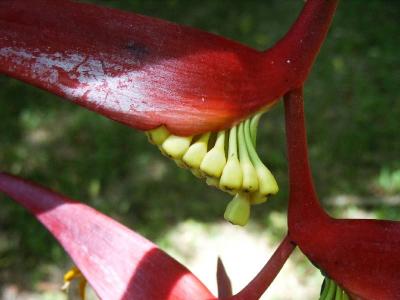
[0, 172, 215, 300]
[284, 88, 400, 300]
[0, 0, 337, 135]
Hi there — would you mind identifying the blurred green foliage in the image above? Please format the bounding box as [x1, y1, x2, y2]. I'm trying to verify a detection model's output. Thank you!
[0, 0, 399, 291]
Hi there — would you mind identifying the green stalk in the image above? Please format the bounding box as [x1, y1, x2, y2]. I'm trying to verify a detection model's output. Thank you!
[319, 278, 331, 300]
[244, 119, 278, 196]
[325, 278, 336, 300]
[238, 122, 251, 164]
[334, 285, 343, 300]
[220, 125, 243, 191]
[250, 112, 262, 146]
[238, 122, 258, 192]
[244, 119, 263, 167]
[200, 130, 226, 178]
[228, 125, 238, 158]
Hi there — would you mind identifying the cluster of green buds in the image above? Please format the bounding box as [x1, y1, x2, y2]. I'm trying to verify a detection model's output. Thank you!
[319, 277, 350, 300]
[146, 112, 278, 226]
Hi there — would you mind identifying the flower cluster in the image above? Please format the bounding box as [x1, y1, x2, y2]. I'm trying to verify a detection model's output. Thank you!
[147, 111, 278, 226]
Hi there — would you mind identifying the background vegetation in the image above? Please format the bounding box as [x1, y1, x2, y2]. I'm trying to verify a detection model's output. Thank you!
[0, 0, 399, 298]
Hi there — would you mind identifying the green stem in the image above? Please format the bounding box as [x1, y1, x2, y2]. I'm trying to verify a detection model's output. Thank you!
[215, 130, 226, 150]
[250, 113, 262, 146]
[244, 118, 263, 168]
[342, 291, 350, 300]
[325, 278, 336, 300]
[320, 278, 331, 300]
[334, 285, 342, 300]
[228, 125, 238, 158]
[238, 122, 251, 164]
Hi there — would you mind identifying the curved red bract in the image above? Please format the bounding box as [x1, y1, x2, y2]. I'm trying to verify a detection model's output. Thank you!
[0, 172, 215, 300]
[284, 88, 400, 300]
[299, 219, 400, 300]
[0, 0, 337, 135]
[0, 171, 298, 300]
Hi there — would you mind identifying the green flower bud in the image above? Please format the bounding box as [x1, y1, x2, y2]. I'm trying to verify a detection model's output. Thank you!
[250, 192, 267, 205]
[255, 164, 279, 196]
[224, 193, 251, 226]
[161, 135, 192, 159]
[200, 131, 226, 178]
[182, 133, 210, 169]
[240, 160, 259, 192]
[206, 176, 220, 188]
[238, 122, 258, 192]
[220, 155, 242, 192]
[146, 126, 170, 145]
[220, 126, 242, 191]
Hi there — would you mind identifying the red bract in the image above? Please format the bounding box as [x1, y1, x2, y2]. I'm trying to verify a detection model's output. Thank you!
[0, 172, 214, 300]
[284, 88, 400, 300]
[0, 0, 337, 135]
[0, 172, 295, 300]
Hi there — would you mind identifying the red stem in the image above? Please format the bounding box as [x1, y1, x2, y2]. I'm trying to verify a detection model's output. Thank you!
[229, 234, 295, 300]
[266, 0, 339, 88]
[284, 88, 329, 237]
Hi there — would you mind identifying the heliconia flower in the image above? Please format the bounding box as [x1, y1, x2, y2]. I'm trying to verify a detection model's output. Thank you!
[284, 88, 400, 300]
[3, 1, 399, 298]
[0, 172, 295, 300]
[0, 0, 338, 225]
